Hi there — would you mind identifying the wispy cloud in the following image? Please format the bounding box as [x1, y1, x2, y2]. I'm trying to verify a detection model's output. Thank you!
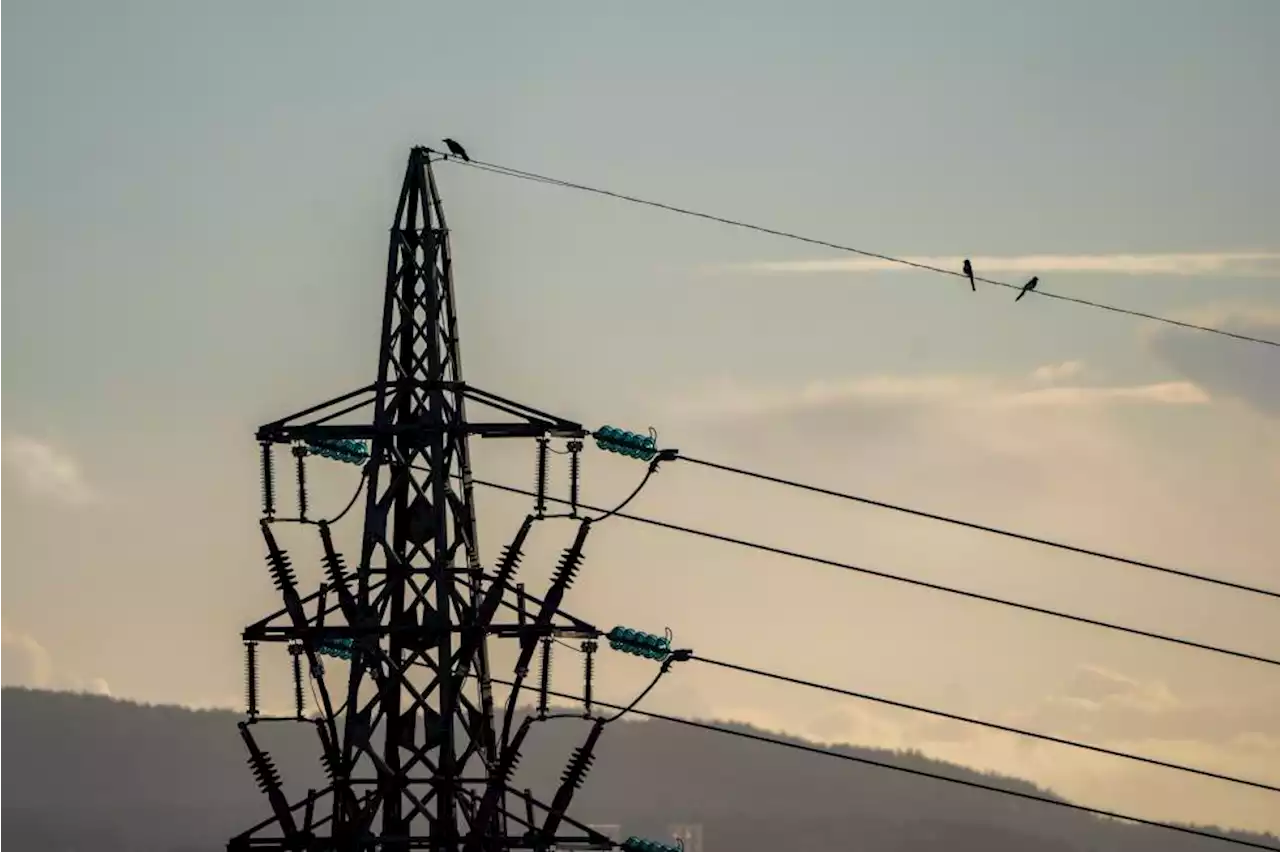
[0, 625, 55, 688]
[1145, 303, 1280, 416]
[1051, 664, 1182, 715]
[1, 625, 111, 696]
[1031, 360, 1085, 383]
[688, 663, 1280, 835]
[714, 252, 1280, 277]
[665, 372, 1209, 420]
[1156, 301, 1280, 330]
[1010, 381, 1210, 408]
[2, 434, 99, 504]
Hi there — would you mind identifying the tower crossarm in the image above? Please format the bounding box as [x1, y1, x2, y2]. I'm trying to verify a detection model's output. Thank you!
[231, 147, 607, 852]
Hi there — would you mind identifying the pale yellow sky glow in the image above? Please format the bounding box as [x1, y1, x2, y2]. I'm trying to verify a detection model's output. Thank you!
[715, 252, 1280, 277]
[4, 0, 1280, 843]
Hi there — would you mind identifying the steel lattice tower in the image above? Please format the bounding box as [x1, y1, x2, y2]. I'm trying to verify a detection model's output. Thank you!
[232, 147, 621, 852]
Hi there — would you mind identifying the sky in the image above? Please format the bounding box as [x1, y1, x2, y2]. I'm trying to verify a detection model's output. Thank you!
[4, 0, 1280, 836]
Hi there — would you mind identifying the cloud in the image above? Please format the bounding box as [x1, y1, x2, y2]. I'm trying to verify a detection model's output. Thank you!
[784, 666, 1198, 754]
[709, 663, 1280, 834]
[2, 434, 99, 504]
[2, 625, 55, 688]
[184, 694, 246, 712]
[656, 373, 1230, 550]
[1053, 664, 1181, 715]
[1011, 381, 1210, 407]
[664, 372, 1209, 422]
[998, 665, 1280, 758]
[712, 252, 1280, 277]
[1031, 360, 1085, 383]
[656, 363, 1275, 579]
[647, 364, 1278, 834]
[1, 625, 111, 696]
[83, 677, 114, 696]
[1145, 305, 1280, 416]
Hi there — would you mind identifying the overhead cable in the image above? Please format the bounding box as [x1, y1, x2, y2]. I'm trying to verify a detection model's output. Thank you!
[676, 454, 1280, 601]
[489, 678, 1280, 852]
[445, 157, 1280, 349]
[469, 478, 1280, 669]
[690, 654, 1280, 794]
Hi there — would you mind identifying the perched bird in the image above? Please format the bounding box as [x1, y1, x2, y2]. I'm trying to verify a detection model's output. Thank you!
[1014, 276, 1039, 302]
[443, 138, 470, 162]
[962, 258, 975, 291]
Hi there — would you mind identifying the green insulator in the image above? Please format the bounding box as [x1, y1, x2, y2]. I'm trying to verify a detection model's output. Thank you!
[607, 626, 670, 660]
[595, 425, 658, 462]
[306, 438, 368, 466]
[622, 838, 678, 852]
[338, 439, 369, 460]
[318, 637, 357, 661]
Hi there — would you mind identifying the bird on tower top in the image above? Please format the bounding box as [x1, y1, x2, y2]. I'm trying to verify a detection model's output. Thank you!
[443, 138, 471, 162]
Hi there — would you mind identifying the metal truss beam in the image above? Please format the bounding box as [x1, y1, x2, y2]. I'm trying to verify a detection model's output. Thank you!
[230, 148, 611, 852]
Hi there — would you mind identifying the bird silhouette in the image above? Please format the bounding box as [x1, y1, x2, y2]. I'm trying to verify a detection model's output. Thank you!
[443, 138, 470, 162]
[962, 259, 975, 291]
[1014, 276, 1039, 302]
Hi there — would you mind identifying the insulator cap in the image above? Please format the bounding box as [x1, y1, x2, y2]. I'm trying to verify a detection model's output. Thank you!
[606, 626, 671, 661]
[567, 439, 583, 516]
[318, 638, 355, 661]
[266, 549, 299, 594]
[291, 645, 305, 719]
[594, 425, 657, 462]
[622, 837, 682, 852]
[248, 751, 283, 795]
[537, 637, 553, 717]
[304, 438, 370, 466]
[244, 641, 260, 719]
[260, 442, 276, 518]
[534, 438, 550, 516]
[294, 448, 309, 521]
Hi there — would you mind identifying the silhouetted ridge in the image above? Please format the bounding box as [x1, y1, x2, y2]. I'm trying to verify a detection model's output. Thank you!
[2, 688, 1275, 852]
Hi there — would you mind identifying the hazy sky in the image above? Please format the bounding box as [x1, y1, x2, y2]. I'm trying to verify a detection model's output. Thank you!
[4, 0, 1280, 837]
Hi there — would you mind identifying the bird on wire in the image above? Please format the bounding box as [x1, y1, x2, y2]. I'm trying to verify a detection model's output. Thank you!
[1015, 275, 1039, 302]
[962, 258, 975, 291]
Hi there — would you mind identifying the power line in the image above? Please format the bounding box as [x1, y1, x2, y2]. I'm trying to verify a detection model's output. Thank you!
[445, 157, 1280, 349]
[689, 654, 1280, 794]
[470, 478, 1280, 669]
[549, 633, 1277, 792]
[490, 678, 1280, 852]
[676, 454, 1280, 602]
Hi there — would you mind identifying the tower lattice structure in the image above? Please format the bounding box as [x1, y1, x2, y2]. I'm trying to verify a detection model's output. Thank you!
[232, 147, 623, 852]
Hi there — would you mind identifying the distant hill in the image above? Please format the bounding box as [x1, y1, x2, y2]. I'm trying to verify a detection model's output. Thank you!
[2, 687, 1273, 852]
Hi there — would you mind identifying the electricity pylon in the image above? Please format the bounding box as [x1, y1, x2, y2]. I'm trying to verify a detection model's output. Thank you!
[231, 147, 618, 852]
